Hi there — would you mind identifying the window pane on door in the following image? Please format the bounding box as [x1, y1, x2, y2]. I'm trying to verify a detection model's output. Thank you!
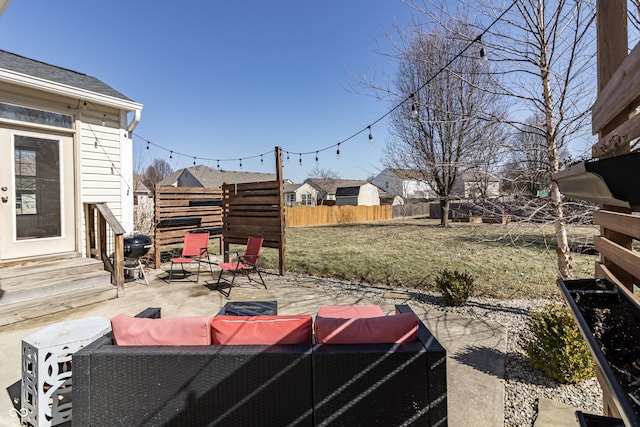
[14, 135, 61, 239]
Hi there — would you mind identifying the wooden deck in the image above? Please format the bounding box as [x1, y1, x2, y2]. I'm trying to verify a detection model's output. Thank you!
[0, 254, 115, 326]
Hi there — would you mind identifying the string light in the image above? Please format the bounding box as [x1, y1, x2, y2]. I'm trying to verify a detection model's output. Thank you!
[239, 159, 242, 168]
[193, 157, 196, 165]
[336, 143, 341, 159]
[260, 154, 263, 164]
[169, 150, 173, 159]
[130, 1, 516, 172]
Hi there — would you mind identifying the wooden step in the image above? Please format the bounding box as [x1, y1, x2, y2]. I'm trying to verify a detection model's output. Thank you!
[0, 257, 105, 288]
[0, 270, 112, 305]
[0, 284, 117, 327]
[0, 255, 117, 326]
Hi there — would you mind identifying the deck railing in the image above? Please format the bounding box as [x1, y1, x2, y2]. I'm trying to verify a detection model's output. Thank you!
[84, 203, 126, 297]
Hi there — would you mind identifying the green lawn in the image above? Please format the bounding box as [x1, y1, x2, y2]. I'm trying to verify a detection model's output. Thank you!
[256, 217, 599, 299]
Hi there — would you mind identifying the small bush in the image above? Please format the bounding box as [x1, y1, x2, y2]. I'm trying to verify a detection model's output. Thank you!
[525, 304, 595, 383]
[435, 269, 475, 306]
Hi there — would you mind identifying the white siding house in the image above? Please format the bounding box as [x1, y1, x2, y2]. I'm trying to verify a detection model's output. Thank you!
[284, 182, 318, 207]
[371, 168, 434, 199]
[0, 50, 142, 263]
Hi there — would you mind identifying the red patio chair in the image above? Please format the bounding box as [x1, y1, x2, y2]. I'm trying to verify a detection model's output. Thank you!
[215, 236, 267, 297]
[166, 231, 213, 284]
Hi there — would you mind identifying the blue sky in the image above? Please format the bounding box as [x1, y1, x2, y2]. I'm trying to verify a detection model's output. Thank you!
[0, 1, 419, 183]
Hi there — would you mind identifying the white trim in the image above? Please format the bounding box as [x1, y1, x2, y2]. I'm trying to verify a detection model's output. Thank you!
[0, 69, 143, 112]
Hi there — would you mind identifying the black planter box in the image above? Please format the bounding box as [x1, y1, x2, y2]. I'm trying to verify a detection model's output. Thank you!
[558, 278, 640, 427]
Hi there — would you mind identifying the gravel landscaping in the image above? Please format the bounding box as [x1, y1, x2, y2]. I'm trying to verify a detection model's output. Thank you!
[276, 271, 604, 426]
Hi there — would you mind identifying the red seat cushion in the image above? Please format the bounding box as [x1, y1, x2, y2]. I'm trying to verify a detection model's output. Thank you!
[318, 305, 385, 319]
[315, 312, 418, 344]
[219, 261, 253, 271]
[111, 314, 212, 345]
[211, 315, 312, 345]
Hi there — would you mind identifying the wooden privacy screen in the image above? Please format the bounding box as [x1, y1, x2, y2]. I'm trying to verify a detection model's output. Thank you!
[592, 1, 640, 292]
[153, 186, 223, 268]
[222, 179, 286, 274]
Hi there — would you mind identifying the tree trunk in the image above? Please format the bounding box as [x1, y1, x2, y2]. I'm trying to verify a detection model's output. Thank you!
[439, 198, 450, 227]
[539, 8, 573, 279]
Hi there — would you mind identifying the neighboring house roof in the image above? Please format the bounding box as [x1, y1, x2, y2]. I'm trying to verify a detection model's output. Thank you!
[133, 174, 150, 194]
[159, 165, 276, 188]
[284, 183, 304, 192]
[335, 186, 361, 197]
[0, 50, 133, 102]
[386, 168, 427, 180]
[305, 178, 368, 195]
[457, 172, 500, 183]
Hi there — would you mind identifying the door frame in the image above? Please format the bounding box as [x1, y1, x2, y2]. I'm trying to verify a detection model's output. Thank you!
[0, 124, 77, 261]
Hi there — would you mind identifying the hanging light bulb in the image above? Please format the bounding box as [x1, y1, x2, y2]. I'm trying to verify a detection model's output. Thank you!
[260, 154, 264, 165]
[336, 144, 341, 159]
[217, 160, 220, 169]
[101, 115, 106, 126]
[299, 154, 302, 166]
[286, 152, 290, 162]
[193, 157, 196, 166]
[169, 151, 173, 159]
[110, 166, 114, 174]
[146, 142, 149, 150]
[411, 101, 419, 119]
[368, 126, 373, 143]
[239, 159, 242, 168]
[315, 151, 319, 163]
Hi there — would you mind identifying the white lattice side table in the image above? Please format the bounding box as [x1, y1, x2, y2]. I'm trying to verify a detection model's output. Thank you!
[21, 317, 110, 427]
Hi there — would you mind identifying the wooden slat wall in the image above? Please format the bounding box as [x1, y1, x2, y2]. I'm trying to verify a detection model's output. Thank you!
[592, 1, 639, 295]
[153, 186, 223, 268]
[222, 180, 282, 248]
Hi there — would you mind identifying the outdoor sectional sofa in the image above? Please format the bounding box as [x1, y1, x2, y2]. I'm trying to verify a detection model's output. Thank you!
[72, 305, 447, 427]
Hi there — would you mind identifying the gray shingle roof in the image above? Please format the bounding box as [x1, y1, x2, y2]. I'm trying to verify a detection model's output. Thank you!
[159, 165, 276, 188]
[0, 50, 133, 101]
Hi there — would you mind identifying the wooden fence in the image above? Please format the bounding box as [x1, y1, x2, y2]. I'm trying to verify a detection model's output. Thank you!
[285, 205, 392, 227]
[222, 147, 286, 274]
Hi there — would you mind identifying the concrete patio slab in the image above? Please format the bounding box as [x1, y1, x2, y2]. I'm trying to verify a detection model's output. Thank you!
[0, 268, 506, 426]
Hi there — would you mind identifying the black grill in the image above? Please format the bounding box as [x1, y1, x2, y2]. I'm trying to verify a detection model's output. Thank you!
[123, 234, 152, 259]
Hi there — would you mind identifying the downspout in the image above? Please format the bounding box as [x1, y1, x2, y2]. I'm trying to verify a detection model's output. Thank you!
[126, 109, 141, 133]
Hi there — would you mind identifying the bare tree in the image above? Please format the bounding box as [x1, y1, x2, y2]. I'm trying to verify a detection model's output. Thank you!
[307, 166, 341, 180]
[474, 0, 595, 279]
[405, 0, 596, 278]
[142, 158, 173, 195]
[384, 18, 507, 226]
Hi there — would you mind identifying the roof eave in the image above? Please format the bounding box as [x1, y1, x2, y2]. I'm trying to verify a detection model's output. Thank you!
[0, 68, 143, 112]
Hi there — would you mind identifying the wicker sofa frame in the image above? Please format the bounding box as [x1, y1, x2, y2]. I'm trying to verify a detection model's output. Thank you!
[72, 305, 446, 427]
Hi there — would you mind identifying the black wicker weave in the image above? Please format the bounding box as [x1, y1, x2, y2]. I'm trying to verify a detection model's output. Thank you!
[312, 305, 447, 426]
[72, 305, 446, 427]
[72, 308, 314, 427]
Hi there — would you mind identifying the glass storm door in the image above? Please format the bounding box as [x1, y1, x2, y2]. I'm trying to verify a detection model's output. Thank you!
[0, 129, 75, 260]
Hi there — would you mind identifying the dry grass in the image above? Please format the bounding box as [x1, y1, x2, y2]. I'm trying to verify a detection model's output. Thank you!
[257, 217, 599, 299]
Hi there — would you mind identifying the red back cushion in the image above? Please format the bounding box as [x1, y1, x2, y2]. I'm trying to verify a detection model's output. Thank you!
[111, 314, 212, 345]
[318, 305, 385, 319]
[314, 312, 418, 344]
[211, 315, 312, 345]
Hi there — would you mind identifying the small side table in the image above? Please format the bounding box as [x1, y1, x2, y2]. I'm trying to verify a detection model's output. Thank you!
[21, 317, 111, 426]
[221, 300, 277, 316]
